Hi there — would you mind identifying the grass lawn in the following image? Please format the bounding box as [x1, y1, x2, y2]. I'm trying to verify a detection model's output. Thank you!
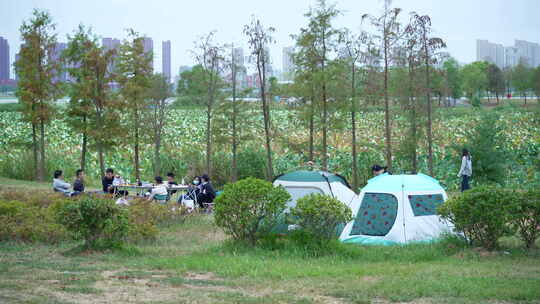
[0, 211, 539, 304]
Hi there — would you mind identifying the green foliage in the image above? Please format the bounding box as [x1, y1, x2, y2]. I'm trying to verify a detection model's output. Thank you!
[0, 199, 70, 243]
[291, 193, 352, 241]
[463, 111, 507, 185]
[511, 61, 533, 98]
[471, 95, 481, 107]
[175, 65, 207, 106]
[461, 61, 488, 98]
[487, 64, 505, 98]
[443, 58, 462, 100]
[0, 103, 23, 112]
[127, 199, 170, 241]
[57, 197, 130, 249]
[438, 186, 512, 250]
[532, 66, 540, 98]
[507, 188, 540, 249]
[237, 148, 267, 180]
[214, 178, 291, 244]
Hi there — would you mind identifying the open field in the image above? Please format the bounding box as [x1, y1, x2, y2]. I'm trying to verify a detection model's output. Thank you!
[1, 216, 539, 304]
[1, 104, 538, 191]
[1, 210, 539, 304]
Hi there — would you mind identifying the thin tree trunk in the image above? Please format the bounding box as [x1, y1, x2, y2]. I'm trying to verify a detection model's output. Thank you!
[231, 61, 238, 182]
[206, 99, 212, 176]
[39, 119, 46, 182]
[383, 40, 392, 171]
[496, 91, 500, 105]
[31, 122, 39, 180]
[351, 63, 358, 191]
[98, 146, 105, 178]
[321, 31, 328, 172]
[408, 63, 417, 174]
[309, 83, 315, 162]
[154, 133, 161, 176]
[258, 57, 274, 180]
[80, 115, 87, 171]
[424, 33, 434, 177]
[134, 110, 140, 181]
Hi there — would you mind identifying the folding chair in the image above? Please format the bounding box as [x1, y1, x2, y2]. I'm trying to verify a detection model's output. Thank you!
[179, 188, 198, 212]
[154, 194, 168, 205]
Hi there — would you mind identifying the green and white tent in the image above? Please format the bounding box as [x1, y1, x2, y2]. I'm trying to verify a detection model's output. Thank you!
[339, 173, 453, 245]
[273, 170, 361, 233]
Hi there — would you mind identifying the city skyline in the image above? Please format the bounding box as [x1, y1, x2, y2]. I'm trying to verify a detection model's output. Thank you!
[477, 39, 540, 69]
[2, 0, 539, 81]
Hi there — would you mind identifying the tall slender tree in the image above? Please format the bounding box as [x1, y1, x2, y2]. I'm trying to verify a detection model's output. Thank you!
[147, 73, 172, 176]
[410, 12, 446, 176]
[293, 31, 318, 162]
[301, 0, 341, 171]
[15, 9, 60, 181]
[369, 0, 403, 171]
[402, 17, 423, 173]
[116, 29, 153, 181]
[64, 25, 120, 176]
[192, 31, 226, 177]
[341, 29, 369, 190]
[244, 17, 276, 180]
[487, 64, 505, 104]
[64, 25, 93, 172]
[230, 44, 239, 181]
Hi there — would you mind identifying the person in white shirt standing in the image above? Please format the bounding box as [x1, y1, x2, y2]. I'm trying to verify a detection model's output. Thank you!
[458, 149, 473, 192]
[148, 176, 168, 202]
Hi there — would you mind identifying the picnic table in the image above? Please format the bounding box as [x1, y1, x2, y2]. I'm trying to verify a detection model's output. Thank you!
[113, 184, 190, 202]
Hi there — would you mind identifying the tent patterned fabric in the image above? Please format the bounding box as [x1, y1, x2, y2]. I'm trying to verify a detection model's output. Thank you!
[350, 193, 398, 236]
[408, 194, 444, 216]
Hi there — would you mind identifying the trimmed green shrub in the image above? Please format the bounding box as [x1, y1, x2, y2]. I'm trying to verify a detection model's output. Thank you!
[214, 178, 291, 245]
[438, 186, 512, 250]
[508, 188, 540, 249]
[126, 199, 185, 241]
[57, 197, 130, 249]
[0, 200, 70, 243]
[291, 194, 352, 241]
[471, 95, 481, 107]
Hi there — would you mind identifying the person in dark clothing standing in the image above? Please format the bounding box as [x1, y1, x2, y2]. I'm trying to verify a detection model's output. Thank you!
[73, 169, 85, 194]
[197, 174, 216, 209]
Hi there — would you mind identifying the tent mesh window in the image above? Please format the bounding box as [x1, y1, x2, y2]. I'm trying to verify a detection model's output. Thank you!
[350, 193, 398, 236]
[284, 187, 324, 209]
[408, 194, 444, 216]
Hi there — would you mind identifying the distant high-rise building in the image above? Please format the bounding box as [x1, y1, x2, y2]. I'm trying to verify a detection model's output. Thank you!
[0, 37, 9, 80]
[282, 46, 294, 81]
[142, 37, 153, 70]
[162, 40, 171, 82]
[102, 37, 120, 52]
[477, 39, 540, 68]
[504, 46, 519, 69]
[52, 42, 68, 83]
[233, 47, 244, 67]
[514, 40, 540, 67]
[264, 47, 273, 77]
[476, 39, 505, 68]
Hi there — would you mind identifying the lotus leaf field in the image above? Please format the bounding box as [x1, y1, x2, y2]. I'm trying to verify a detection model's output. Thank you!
[0, 106, 538, 190]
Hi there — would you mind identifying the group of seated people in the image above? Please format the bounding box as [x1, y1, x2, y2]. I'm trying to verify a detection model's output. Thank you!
[52, 169, 85, 196]
[52, 167, 216, 208]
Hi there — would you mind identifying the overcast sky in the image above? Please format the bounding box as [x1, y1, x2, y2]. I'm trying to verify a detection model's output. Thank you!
[2, 0, 539, 78]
